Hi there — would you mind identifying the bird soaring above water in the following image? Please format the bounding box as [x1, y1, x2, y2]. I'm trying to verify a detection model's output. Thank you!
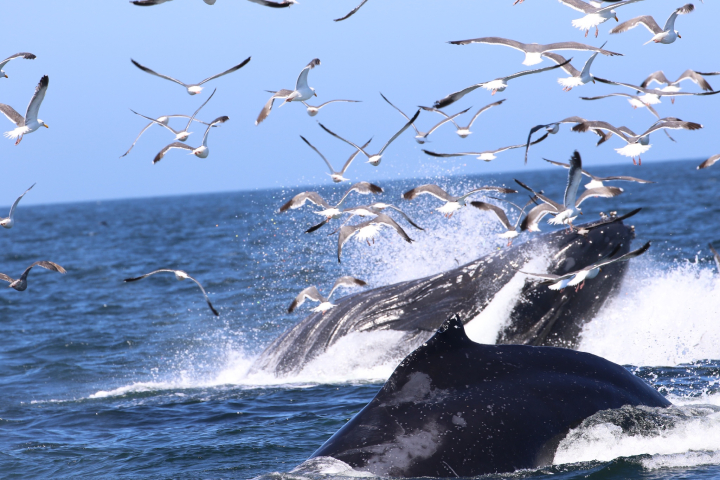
[131, 57, 251, 95]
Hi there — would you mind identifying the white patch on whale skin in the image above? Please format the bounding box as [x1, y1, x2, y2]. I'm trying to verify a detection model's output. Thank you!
[452, 413, 467, 427]
[364, 422, 442, 476]
[291, 456, 374, 477]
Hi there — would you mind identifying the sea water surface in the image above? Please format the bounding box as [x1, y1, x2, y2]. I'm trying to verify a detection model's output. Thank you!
[1, 159, 719, 479]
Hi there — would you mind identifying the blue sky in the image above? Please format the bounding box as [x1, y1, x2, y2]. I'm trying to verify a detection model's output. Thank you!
[2, 0, 718, 205]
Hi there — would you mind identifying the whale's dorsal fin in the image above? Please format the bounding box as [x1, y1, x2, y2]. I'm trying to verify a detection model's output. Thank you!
[429, 314, 474, 350]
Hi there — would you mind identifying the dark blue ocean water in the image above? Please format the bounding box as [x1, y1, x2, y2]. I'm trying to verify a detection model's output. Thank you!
[1, 159, 719, 479]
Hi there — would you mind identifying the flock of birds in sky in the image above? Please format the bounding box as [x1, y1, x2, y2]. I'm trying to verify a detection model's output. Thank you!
[1, 0, 719, 319]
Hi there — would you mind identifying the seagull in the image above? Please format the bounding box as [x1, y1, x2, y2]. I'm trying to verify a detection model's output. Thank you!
[0, 52, 36, 78]
[610, 4, 694, 44]
[247, 0, 298, 7]
[0, 183, 35, 229]
[289, 277, 367, 314]
[0, 261, 66, 292]
[381, 93, 468, 144]
[521, 241, 651, 291]
[709, 243, 720, 271]
[470, 196, 537, 246]
[542, 45, 604, 91]
[571, 117, 702, 164]
[433, 60, 570, 108]
[524, 116, 603, 163]
[641, 69, 717, 93]
[337, 213, 413, 263]
[301, 99, 361, 117]
[556, 0, 646, 37]
[256, 58, 321, 125]
[402, 184, 517, 218]
[131, 57, 251, 95]
[426, 135, 549, 163]
[153, 116, 229, 164]
[543, 158, 654, 188]
[593, 76, 720, 105]
[130, 89, 216, 145]
[299, 135, 371, 183]
[318, 109, 419, 166]
[121, 114, 215, 158]
[446, 37, 622, 65]
[124, 269, 219, 316]
[310, 202, 424, 234]
[279, 181, 383, 221]
[420, 99, 506, 138]
[131, 0, 217, 4]
[697, 154, 720, 170]
[334, 0, 369, 21]
[0, 75, 49, 145]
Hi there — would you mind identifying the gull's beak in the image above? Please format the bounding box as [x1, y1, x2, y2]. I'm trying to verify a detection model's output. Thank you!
[678, 33, 681, 38]
[580, 212, 584, 215]
[3, 74, 7, 78]
[592, 79, 596, 84]
[44, 124, 49, 128]
[614, 15, 618, 22]
[314, 92, 317, 97]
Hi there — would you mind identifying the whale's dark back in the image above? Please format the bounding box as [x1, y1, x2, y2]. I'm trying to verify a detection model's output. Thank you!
[311, 316, 670, 477]
[252, 221, 635, 376]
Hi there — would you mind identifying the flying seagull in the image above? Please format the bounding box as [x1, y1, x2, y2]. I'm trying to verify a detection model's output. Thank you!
[523, 116, 601, 163]
[0, 183, 35, 229]
[247, 0, 297, 7]
[542, 45, 604, 91]
[433, 60, 570, 108]
[521, 241, 651, 291]
[0, 261, 66, 292]
[334, 0, 369, 21]
[131, 57, 251, 95]
[130, 88, 217, 144]
[470, 196, 537, 246]
[279, 181, 383, 221]
[337, 213, 413, 263]
[610, 4, 694, 44]
[301, 99, 361, 117]
[121, 114, 214, 158]
[697, 154, 720, 170]
[641, 69, 717, 93]
[289, 276, 367, 313]
[0, 52, 36, 78]
[309, 202, 424, 234]
[447, 37, 621, 65]
[153, 116, 229, 164]
[256, 58, 321, 125]
[318, 109, 419, 166]
[556, 0, 647, 37]
[420, 99, 506, 138]
[594, 76, 720, 106]
[402, 184, 517, 218]
[131, 0, 217, 4]
[543, 158, 654, 188]
[300, 135, 371, 183]
[0, 75, 49, 145]
[124, 269, 219, 316]
[426, 135, 548, 163]
[381, 93, 468, 144]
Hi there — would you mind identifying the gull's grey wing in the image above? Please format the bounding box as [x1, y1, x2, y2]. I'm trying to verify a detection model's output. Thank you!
[563, 151, 583, 208]
[380, 92, 419, 134]
[338, 224, 361, 262]
[337, 181, 384, 205]
[575, 186, 624, 206]
[201, 116, 229, 146]
[593, 174, 655, 183]
[521, 203, 558, 231]
[675, 70, 713, 91]
[279, 191, 331, 212]
[124, 269, 181, 282]
[460, 186, 517, 203]
[434, 83, 485, 109]
[595, 241, 651, 268]
[373, 213, 413, 244]
[296, 58, 321, 91]
[305, 219, 329, 233]
[184, 88, 216, 130]
[256, 90, 293, 125]
[248, 0, 294, 7]
[131, 0, 174, 4]
[8, 183, 35, 218]
[315, 99, 362, 108]
[402, 184, 455, 202]
[641, 70, 671, 88]
[596, 0, 645, 13]
[334, 0, 369, 21]
[697, 154, 720, 170]
[519, 269, 566, 281]
[425, 107, 471, 135]
[638, 119, 702, 138]
[131, 59, 188, 88]
[0, 103, 25, 126]
[318, 123, 370, 157]
[610, 16, 662, 34]
[663, 4, 694, 32]
[572, 120, 630, 140]
[470, 201, 513, 230]
[709, 243, 720, 271]
[465, 99, 506, 128]
[185, 275, 219, 316]
[0, 272, 13, 283]
[327, 276, 367, 299]
[383, 205, 424, 230]
[197, 57, 251, 86]
[122, 121, 160, 157]
[130, 110, 181, 135]
[24, 75, 48, 125]
[340, 138, 372, 173]
[504, 59, 571, 81]
[448, 37, 530, 51]
[542, 52, 580, 77]
[288, 286, 324, 313]
[0, 52, 36, 70]
[542, 42, 622, 57]
[21, 260, 67, 281]
[557, 0, 595, 14]
[300, 135, 335, 173]
[514, 179, 563, 210]
[153, 142, 194, 164]
[378, 109, 421, 154]
[422, 149, 491, 158]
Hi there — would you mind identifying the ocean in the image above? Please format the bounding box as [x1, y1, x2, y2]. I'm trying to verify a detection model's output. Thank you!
[1, 158, 719, 479]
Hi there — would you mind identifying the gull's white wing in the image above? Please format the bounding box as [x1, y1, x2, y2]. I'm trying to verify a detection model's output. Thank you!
[295, 58, 321, 91]
[563, 151, 583, 208]
[8, 183, 35, 219]
[663, 4, 694, 32]
[153, 142, 194, 164]
[0, 104, 25, 126]
[131, 59, 189, 88]
[197, 57, 251, 86]
[288, 286, 325, 312]
[0, 52, 36, 70]
[334, 0, 370, 21]
[24, 75, 48, 125]
[327, 276, 367, 300]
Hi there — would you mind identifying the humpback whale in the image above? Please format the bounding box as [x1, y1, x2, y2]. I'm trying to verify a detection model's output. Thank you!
[309, 316, 670, 477]
[252, 218, 637, 377]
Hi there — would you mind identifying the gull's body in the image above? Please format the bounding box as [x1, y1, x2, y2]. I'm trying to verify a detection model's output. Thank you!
[124, 269, 219, 316]
[279, 182, 383, 221]
[121, 114, 214, 158]
[447, 36, 621, 65]
[131, 57, 250, 95]
[0, 261, 66, 292]
[542, 48, 603, 91]
[521, 241, 651, 291]
[543, 158, 654, 189]
[0, 52, 36, 78]
[433, 60, 569, 108]
[256, 58, 320, 125]
[318, 110, 419, 166]
[381, 93, 467, 144]
[0, 75, 49, 145]
[300, 136, 371, 183]
[557, 0, 646, 37]
[153, 116, 229, 164]
[610, 4, 694, 44]
[337, 214, 413, 262]
[289, 277, 367, 313]
[402, 184, 517, 218]
[301, 99, 360, 117]
[421, 99, 506, 138]
[0, 183, 35, 229]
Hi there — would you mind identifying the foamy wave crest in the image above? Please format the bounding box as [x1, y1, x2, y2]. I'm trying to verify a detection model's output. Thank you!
[578, 260, 720, 366]
[554, 403, 720, 470]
